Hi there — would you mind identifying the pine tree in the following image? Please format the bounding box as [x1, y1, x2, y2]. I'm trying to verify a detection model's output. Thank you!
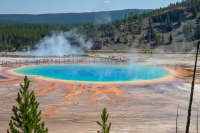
[138, 20, 143, 34]
[132, 34, 135, 42]
[155, 34, 161, 46]
[161, 34, 165, 45]
[7, 76, 48, 133]
[193, 6, 198, 18]
[169, 34, 173, 44]
[139, 37, 143, 47]
[125, 35, 128, 44]
[117, 36, 121, 43]
[195, 25, 200, 39]
[97, 108, 111, 133]
[165, 13, 173, 31]
[169, 20, 173, 31]
[128, 23, 133, 33]
[178, 14, 182, 27]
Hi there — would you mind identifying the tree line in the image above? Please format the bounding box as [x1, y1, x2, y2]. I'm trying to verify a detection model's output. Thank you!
[1, 0, 200, 52]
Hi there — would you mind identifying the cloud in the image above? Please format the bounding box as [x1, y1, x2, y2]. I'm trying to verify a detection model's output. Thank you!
[103, 0, 109, 4]
[84, 10, 91, 13]
[18, 29, 93, 56]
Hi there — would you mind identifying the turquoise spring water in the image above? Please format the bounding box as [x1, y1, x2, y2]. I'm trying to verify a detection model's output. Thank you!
[14, 65, 169, 82]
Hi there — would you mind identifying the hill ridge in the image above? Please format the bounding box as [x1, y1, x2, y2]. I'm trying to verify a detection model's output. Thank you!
[0, 9, 152, 24]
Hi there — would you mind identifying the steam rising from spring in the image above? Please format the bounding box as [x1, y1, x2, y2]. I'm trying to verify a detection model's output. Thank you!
[93, 12, 111, 25]
[23, 29, 93, 56]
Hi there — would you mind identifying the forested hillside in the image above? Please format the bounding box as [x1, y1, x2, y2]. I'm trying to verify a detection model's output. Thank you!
[1, 0, 200, 52]
[92, 0, 200, 52]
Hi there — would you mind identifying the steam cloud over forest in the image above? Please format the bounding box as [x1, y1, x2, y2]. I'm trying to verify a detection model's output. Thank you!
[21, 29, 93, 56]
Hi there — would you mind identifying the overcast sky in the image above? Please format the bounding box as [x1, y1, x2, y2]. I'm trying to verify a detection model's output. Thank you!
[0, 0, 183, 14]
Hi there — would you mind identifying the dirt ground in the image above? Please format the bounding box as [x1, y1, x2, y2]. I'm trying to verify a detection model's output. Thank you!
[0, 53, 200, 133]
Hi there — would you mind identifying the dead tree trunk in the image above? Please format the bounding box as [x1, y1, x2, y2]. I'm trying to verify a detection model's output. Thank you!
[186, 41, 200, 133]
[197, 106, 199, 133]
[176, 103, 180, 133]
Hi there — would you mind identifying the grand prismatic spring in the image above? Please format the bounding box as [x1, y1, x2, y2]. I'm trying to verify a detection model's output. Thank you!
[13, 64, 169, 82]
[1, 53, 200, 133]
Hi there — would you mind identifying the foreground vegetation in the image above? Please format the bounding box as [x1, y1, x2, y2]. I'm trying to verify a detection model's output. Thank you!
[7, 76, 112, 133]
[7, 76, 48, 133]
